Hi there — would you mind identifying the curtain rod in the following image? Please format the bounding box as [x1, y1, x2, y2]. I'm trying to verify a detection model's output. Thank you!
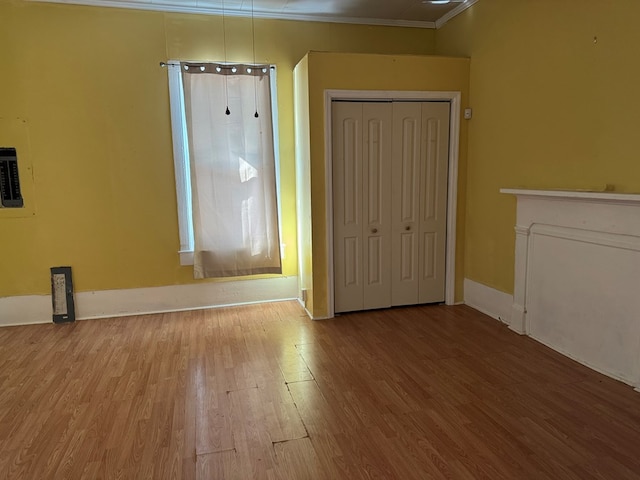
[159, 61, 274, 68]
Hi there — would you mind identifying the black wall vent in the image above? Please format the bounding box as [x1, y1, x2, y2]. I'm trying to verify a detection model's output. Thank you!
[51, 266, 76, 323]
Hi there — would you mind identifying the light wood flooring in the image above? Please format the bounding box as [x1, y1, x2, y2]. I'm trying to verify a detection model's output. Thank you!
[1, 301, 640, 479]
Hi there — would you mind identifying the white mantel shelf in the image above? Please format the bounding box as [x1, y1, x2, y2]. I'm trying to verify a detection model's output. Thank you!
[501, 188, 640, 204]
[502, 188, 640, 392]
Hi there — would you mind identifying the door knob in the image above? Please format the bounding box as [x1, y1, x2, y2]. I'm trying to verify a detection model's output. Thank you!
[405, 226, 411, 231]
[372, 228, 378, 234]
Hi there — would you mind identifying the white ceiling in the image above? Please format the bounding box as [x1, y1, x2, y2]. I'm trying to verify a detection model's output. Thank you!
[31, 0, 478, 28]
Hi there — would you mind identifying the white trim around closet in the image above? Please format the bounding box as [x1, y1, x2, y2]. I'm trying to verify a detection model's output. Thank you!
[323, 89, 461, 319]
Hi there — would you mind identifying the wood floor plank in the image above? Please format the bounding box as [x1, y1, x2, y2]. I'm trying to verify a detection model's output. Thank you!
[1, 301, 640, 479]
[272, 437, 321, 479]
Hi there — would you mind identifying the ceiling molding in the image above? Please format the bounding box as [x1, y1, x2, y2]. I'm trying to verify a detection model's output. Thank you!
[28, 0, 442, 28]
[435, 0, 479, 29]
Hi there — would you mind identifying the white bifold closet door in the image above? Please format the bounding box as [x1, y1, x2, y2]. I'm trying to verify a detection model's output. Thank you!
[332, 101, 450, 313]
[333, 102, 393, 312]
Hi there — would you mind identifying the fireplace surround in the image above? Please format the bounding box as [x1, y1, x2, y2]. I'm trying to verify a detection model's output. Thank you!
[502, 188, 640, 391]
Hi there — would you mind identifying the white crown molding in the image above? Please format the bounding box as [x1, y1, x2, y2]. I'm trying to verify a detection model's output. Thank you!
[435, 0, 479, 29]
[27, 0, 440, 28]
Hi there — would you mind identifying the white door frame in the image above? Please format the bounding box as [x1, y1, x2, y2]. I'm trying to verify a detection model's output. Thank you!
[324, 89, 461, 319]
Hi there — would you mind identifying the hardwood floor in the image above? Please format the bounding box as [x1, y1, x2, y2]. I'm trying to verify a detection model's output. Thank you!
[1, 301, 639, 479]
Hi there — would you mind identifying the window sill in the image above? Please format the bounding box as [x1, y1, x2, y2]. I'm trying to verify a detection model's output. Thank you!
[179, 250, 194, 266]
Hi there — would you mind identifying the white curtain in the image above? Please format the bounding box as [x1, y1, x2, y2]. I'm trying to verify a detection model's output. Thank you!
[182, 64, 281, 278]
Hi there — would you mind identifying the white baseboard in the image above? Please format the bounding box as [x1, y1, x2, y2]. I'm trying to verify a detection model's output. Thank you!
[0, 276, 298, 327]
[464, 278, 513, 325]
[296, 298, 314, 320]
[0, 295, 53, 327]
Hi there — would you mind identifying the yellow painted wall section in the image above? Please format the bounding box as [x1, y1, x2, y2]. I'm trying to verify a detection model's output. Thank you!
[0, 0, 436, 297]
[436, 0, 640, 295]
[303, 52, 470, 318]
[293, 56, 313, 314]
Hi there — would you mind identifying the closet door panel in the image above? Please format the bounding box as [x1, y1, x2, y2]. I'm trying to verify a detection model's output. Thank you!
[418, 102, 450, 304]
[391, 103, 421, 306]
[362, 103, 393, 310]
[333, 102, 364, 313]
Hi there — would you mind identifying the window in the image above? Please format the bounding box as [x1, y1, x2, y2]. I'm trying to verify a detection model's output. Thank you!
[167, 61, 282, 278]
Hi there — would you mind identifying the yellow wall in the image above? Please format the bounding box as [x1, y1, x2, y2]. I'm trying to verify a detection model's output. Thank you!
[0, 0, 436, 297]
[293, 55, 313, 314]
[299, 52, 470, 318]
[436, 0, 640, 294]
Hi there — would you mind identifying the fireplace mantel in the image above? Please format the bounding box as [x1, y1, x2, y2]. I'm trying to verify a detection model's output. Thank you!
[501, 188, 640, 391]
[501, 188, 640, 204]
